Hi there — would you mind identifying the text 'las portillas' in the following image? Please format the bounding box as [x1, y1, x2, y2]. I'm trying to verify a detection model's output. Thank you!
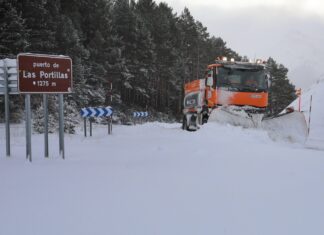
[22, 70, 70, 79]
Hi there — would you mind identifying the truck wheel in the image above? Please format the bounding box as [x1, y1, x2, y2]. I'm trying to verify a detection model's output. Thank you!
[202, 114, 209, 124]
[182, 116, 188, 130]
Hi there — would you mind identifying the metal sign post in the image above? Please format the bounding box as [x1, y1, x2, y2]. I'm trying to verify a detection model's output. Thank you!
[43, 94, 49, 158]
[296, 88, 302, 112]
[4, 60, 10, 156]
[84, 118, 87, 137]
[1, 58, 19, 157]
[108, 116, 112, 135]
[25, 94, 32, 162]
[90, 118, 93, 137]
[58, 94, 65, 159]
[308, 95, 313, 135]
[108, 82, 112, 134]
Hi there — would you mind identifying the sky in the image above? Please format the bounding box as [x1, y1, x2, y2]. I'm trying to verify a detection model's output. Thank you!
[155, 0, 324, 90]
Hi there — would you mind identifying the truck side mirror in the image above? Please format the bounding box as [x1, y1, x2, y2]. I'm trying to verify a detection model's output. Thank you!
[206, 70, 213, 87]
[206, 77, 213, 87]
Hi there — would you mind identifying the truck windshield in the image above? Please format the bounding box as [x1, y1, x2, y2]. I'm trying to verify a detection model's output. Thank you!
[217, 67, 267, 92]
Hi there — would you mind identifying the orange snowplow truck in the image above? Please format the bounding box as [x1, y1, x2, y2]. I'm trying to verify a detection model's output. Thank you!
[182, 58, 270, 130]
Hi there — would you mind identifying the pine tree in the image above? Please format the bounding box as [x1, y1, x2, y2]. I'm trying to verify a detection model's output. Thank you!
[178, 8, 199, 82]
[82, 0, 122, 107]
[267, 57, 297, 116]
[0, 0, 29, 57]
[205, 37, 240, 63]
[58, 0, 90, 109]
[148, 2, 181, 114]
[19, 0, 58, 53]
[0, 1, 28, 122]
[113, 0, 156, 108]
[33, 103, 58, 134]
[63, 99, 79, 134]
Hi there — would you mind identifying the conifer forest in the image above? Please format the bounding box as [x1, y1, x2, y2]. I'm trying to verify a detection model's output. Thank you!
[0, 0, 297, 131]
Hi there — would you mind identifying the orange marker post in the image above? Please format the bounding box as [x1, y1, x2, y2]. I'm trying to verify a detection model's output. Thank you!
[296, 88, 302, 112]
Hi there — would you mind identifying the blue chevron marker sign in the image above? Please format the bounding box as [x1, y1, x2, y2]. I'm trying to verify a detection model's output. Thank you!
[133, 111, 149, 118]
[80, 107, 113, 118]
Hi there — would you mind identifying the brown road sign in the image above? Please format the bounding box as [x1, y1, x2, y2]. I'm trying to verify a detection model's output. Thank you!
[18, 53, 72, 93]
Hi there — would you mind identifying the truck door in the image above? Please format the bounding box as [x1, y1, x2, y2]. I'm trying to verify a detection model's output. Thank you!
[205, 67, 217, 108]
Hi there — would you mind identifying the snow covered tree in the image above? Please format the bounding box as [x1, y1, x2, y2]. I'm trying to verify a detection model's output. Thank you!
[147, 2, 181, 114]
[33, 98, 58, 133]
[177, 8, 199, 82]
[63, 99, 79, 134]
[32, 96, 79, 134]
[112, 0, 157, 108]
[0, 0, 29, 56]
[18, 0, 58, 53]
[0, 1, 28, 122]
[267, 58, 297, 116]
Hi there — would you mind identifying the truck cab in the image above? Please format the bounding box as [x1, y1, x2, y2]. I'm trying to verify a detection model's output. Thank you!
[205, 61, 269, 111]
[182, 58, 270, 131]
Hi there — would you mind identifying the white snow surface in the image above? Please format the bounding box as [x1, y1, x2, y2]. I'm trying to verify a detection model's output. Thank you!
[285, 79, 324, 149]
[1, 119, 324, 235]
[0, 79, 324, 235]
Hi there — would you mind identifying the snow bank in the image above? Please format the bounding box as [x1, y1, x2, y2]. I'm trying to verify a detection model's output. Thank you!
[209, 108, 256, 128]
[209, 107, 308, 144]
[0, 80, 323, 235]
[262, 112, 308, 143]
[210, 79, 324, 147]
[285, 80, 324, 149]
[1, 122, 323, 235]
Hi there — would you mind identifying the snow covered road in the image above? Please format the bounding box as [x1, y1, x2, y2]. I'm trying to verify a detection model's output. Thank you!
[1, 122, 323, 235]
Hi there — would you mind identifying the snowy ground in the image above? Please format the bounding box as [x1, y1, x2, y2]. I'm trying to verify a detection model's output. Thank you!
[1, 121, 323, 235]
[286, 79, 324, 149]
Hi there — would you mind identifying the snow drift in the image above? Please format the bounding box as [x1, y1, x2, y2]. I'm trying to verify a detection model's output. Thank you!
[1, 122, 323, 235]
[285, 79, 324, 149]
[0, 79, 323, 235]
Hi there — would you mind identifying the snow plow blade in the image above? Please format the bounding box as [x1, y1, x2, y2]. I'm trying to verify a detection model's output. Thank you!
[262, 111, 308, 143]
[209, 108, 308, 143]
[208, 107, 263, 128]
